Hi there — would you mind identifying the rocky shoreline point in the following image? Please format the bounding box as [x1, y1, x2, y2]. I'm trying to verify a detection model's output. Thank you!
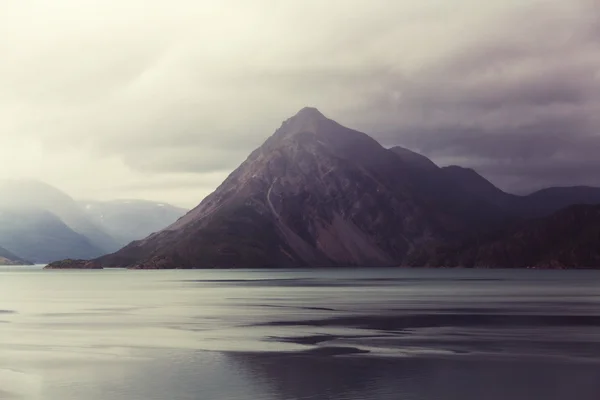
[44, 259, 103, 269]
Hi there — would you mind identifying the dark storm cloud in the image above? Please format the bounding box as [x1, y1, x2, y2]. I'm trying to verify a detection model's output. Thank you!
[1, 0, 598, 204]
[354, 1, 600, 193]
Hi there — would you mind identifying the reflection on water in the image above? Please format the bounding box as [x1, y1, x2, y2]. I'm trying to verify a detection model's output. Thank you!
[226, 352, 600, 400]
[1, 266, 600, 399]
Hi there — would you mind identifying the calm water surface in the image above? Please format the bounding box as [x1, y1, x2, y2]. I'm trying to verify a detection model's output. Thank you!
[1, 266, 600, 399]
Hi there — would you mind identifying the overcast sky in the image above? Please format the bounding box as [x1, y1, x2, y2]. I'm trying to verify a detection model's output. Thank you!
[1, 0, 598, 207]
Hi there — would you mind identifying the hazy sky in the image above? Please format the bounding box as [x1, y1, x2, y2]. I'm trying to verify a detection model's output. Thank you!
[1, 0, 598, 207]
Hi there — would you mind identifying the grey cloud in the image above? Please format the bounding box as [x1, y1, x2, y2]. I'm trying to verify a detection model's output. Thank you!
[123, 147, 251, 174]
[348, 1, 600, 193]
[1, 0, 598, 203]
[109, 173, 226, 192]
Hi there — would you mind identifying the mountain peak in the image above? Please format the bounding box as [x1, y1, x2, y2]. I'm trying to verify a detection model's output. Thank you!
[293, 106, 326, 120]
[274, 107, 332, 138]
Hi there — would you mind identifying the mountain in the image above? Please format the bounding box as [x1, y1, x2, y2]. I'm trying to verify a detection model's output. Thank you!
[0, 245, 32, 266]
[388, 148, 509, 228]
[442, 167, 600, 218]
[406, 204, 600, 268]
[79, 200, 188, 245]
[55, 107, 508, 269]
[46, 107, 600, 270]
[0, 180, 121, 253]
[0, 208, 105, 263]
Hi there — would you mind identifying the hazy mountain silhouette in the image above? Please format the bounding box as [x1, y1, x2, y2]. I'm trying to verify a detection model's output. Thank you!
[0, 208, 104, 263]
[0, 180, 120, 253]
[79, 200, 188, 245]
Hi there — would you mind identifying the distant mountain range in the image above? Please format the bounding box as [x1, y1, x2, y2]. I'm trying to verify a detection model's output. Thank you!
[0, 207, 104, 263]
[79, 200, 188, 245]
[47, 107, 600, 269]
[0, 180, 186, 263]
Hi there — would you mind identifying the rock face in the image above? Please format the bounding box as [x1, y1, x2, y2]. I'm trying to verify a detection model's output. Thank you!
[406, 205, 600, 269]
[75, 108, 501, 269]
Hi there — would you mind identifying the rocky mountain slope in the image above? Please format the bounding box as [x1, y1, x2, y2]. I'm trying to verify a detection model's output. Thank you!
[79, 200, 188, 245]
[62, 108, 505, 269]
[406, 204, 600, 268]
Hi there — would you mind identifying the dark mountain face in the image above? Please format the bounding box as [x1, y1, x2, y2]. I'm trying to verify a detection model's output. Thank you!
[407, 205, 600, 269]
[388, 149, 509, 228]
[79, 200, 188, 246]
[84, 108, 503, 269]
[441, 166, 514, 209]
[0, 208, 105, 263]
[0, 245, 31, 265]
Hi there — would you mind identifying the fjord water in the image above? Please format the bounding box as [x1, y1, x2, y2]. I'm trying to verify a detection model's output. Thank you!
[1, 266, 600, 400]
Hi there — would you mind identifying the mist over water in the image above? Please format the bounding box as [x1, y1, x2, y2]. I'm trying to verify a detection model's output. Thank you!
[1, 266, 600, 400]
